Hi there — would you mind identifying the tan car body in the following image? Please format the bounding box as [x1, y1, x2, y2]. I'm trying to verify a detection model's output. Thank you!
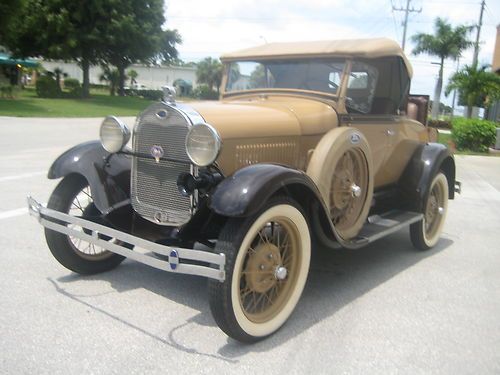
[188, 38, 429, 189]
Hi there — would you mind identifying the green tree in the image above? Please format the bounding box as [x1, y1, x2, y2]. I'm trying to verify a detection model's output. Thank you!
[445, 64, 500, 118]
[0, 0, 24, 44]
[5, 0, 181, 98]
[411, 18, 473, 119]
[196, 57, 223, 93]
[6, 0, 110, 97]
[157, 29, 183, 64]
[102, 1, 181, 96]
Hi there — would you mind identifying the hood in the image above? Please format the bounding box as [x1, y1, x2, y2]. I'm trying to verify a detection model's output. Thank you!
[188, 96, 338, 140]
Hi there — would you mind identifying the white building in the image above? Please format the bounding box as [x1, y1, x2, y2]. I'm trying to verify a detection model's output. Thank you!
[39, 60, 197, 90]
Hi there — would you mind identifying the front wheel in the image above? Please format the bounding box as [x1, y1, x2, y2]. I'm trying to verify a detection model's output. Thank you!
[45, 174, 126, 274]
[410, 172, 449, 250]
[208, 197, 311, 342]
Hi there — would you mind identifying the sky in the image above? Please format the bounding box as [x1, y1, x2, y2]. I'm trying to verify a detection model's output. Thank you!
[164, 0, 499, 109]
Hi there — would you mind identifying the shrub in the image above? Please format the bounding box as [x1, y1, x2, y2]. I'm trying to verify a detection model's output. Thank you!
[0, 85, 15, 99]
[451, 118, 497, 152]
[61, 78, 82, 98]
[428, 119, 452, 130]
[66, 86, 83, 98]
[63, 78, 80, 90]
[36, 75, 61, 98]
[193, 84, 218, 100]
[137, 89, 163, 101]
[89, 83, 109, 90]
[124, 88, 138, 97]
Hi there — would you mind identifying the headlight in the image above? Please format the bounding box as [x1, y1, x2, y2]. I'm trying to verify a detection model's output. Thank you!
[185, 123, 221, 167]
[99, 116, 130, 153]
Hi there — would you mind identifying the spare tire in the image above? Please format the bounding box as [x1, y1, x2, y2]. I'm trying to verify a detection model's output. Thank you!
[307, 127, 374, 240]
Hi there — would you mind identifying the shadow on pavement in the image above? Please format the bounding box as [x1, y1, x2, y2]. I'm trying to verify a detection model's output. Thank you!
[52, 229, 452, 361]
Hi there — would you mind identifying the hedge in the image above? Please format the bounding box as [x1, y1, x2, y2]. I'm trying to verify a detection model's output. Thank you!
[451, 118, 497, 152]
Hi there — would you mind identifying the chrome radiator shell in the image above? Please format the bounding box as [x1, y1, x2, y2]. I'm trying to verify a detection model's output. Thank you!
[131, 102, 197, 226]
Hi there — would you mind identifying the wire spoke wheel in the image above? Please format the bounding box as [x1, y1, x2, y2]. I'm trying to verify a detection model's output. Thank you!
[66, 185, 115, 261]
[306, 128, 373, 241]
[208, 197, 311, 342]
[45, 175, 126, 274]
[330, 148, 369, 238]
[238, 218, 300, 323]
[410, 172, 449, 250]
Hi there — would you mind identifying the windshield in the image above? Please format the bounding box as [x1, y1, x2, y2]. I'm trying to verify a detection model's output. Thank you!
[225, 59, 345, 96]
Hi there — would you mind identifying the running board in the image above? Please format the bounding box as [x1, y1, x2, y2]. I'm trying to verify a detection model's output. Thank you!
[346, 210, 423, 248]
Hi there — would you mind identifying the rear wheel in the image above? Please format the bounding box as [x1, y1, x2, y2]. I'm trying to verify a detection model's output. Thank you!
[208, 197, 311, 342]
[45, 174, 126, 274]
[410, 172, 449, 250]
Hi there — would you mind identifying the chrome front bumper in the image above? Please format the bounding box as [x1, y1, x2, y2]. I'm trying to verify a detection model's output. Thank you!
[27, 196, 225, 281]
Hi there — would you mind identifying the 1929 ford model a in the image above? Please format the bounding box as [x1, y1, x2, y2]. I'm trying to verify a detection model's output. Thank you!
[28, 38, 458, 342]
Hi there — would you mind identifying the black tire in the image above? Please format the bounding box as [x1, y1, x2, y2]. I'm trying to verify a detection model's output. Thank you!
[45, 174, 126, 274]
[208, 197, 311, 342]
[410, 172, 449, 250]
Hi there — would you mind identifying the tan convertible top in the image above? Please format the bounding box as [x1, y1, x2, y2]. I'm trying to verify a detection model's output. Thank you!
[221, 38, 413, 77]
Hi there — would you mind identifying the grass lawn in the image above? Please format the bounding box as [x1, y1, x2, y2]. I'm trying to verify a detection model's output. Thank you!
[0, 87, 155, 117]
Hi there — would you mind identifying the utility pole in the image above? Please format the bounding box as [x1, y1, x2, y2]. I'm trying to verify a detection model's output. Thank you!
[393, 0, 422, 51]
[472, 0, 485, 68]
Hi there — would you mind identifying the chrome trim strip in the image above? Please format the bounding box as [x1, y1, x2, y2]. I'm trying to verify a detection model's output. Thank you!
[27, 196, 225, 281]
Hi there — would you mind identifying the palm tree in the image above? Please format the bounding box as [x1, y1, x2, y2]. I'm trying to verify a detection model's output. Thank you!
[99, 66, 120, 96]
[52, 67, 68, 90]
[196, 57, 223, 93]
[411, 18, 473, 119]
[128, 69, 138, 86]
[445, 64, 500, 118]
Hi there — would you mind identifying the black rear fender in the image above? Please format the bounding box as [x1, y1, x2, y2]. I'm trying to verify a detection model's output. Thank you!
[399, 142, 456, 212]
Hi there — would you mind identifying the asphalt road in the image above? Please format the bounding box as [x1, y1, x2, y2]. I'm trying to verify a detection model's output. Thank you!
[1, 116, 499, 374]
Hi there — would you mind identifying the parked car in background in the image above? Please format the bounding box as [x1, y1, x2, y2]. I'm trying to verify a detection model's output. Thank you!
[28, 38, 459, 342]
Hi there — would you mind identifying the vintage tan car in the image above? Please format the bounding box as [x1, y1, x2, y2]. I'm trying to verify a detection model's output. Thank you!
[28, 38, 458, 342]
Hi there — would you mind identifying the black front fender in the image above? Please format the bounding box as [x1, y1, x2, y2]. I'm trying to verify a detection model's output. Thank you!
[399, 142, 456, 211]
[209, 163, 323, 217]
[48, 141, 131, 214]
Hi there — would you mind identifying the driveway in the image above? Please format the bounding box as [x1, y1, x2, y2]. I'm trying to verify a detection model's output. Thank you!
[0, 117, 499, 374]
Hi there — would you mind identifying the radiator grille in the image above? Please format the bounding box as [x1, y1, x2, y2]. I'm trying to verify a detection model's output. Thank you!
[131, 103, 193, 226]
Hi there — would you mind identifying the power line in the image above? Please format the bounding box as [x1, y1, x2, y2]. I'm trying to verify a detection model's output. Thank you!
[392, 0, 422, 51]
[390, 0, 401, 40]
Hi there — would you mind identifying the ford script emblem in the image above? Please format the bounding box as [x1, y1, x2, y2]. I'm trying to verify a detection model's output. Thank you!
[150, 145, 164, 163]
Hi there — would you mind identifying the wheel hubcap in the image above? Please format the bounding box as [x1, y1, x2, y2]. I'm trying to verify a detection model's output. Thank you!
[274, 266, 288, 281]
[245, 243, 282, 294]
